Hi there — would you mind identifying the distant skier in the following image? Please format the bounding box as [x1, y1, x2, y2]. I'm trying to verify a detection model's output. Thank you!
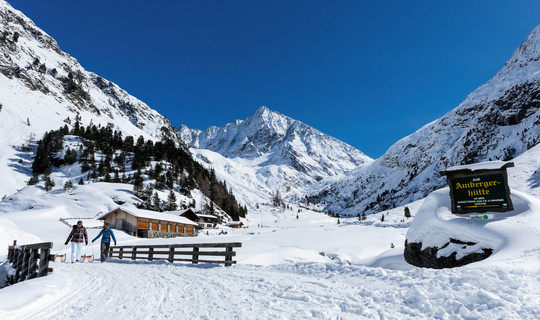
[65, 220, 88, 263]
[92, 222, 117, 262]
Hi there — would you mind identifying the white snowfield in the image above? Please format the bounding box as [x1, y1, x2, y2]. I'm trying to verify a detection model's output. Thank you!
[0, 181, 539, 320]
[1, 259, 538, 320]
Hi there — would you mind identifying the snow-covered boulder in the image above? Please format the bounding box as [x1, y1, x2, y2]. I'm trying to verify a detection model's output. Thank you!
[404, 187, 540, 268]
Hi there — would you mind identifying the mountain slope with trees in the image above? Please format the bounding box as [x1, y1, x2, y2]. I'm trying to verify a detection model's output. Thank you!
[30, 120, 247, 220]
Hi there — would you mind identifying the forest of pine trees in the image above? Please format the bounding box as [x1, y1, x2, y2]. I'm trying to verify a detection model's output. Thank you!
[31, 118, 247, 220]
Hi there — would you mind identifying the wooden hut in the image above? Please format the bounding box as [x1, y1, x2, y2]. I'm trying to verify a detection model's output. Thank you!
[175, 208, 219, 228]
[176, 208, 199, 222]
[196, 214, 219, 228]
[226, 221, 244, 228]
[98, 207, 198, 238]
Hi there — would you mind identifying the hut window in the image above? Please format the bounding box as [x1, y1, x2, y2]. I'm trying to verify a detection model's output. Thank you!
[138, 220, 149, 230]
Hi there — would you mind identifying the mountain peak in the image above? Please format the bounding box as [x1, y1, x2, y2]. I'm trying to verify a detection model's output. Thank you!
[179, 106, 372, 182]
[243, 106, 291, 137]
[253, 106, 271, 116]
[0, 0, 179, 145]
[496, 23, 540, 78]
[249, 106, 288, 122]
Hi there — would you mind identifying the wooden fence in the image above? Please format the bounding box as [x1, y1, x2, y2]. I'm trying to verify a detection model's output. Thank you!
[6, 241, 54, 285]
[109, 242, 242, 266]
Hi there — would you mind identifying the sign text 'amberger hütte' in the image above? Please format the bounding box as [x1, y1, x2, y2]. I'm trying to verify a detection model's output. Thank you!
[440, 162, 514, 214]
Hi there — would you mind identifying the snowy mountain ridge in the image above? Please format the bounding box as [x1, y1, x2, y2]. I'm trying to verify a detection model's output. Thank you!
[179, 106, 372, 205]
[0, 0, 182, 196]
[0, 0, 178, 143]
[179, 24, 540, 214]
[319, 23, 540, 215]
[2, 0, 540, 219]
[0, 3, 540, 317]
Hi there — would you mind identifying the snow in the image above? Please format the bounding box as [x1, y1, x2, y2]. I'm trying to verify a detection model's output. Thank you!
[98, 207, 198, 226]
[313, 21, 540, 216]
[406, 188, 540, 267]
[180, 106, 373, 206]
[443, 161, 513, 173]
[0, 0, 180, 197]
[1, 0, 540, 318]
[2, 260, 539, 320]
[0, 179, 539, 319]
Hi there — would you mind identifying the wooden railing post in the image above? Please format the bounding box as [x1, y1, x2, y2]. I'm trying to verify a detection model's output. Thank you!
[8, 246, 14, 261]
[37, 245, 51, 278]
[27, 248, 39, 279]
[225, 246, 233, 267]
[149, 247, 154, 261]
[13, 249, 22, 283]
[21, 247, 30, 282]
[119, 247, 124, 260]
[168, 247, 174, 263]
[132, 247, 137, 260]
[192, 246, 199, 264]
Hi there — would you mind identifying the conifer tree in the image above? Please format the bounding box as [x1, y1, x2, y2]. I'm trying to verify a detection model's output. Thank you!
[141, 185, 154, 209]
[28, 174, 39, 186]
[166, 190, 178, 211]
[152, 191, 161, 212]
[44, 175, 55, 191]
[63, 180, 73, 191]
[32, 141, 51, 174]
[64, 148, 77, 165]
[133, 170, 144, 196]
[404, 206, 411, 218]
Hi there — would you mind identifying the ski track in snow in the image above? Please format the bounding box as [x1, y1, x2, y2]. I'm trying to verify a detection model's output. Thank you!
[2, 260, 539, 320]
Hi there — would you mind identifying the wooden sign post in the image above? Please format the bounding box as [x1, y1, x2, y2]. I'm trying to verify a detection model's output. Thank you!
[440, 161, 514, 214]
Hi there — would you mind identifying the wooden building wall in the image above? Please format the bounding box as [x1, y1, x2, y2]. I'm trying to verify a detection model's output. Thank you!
[102, 209, 196, 238]
[105, 209, 138, 235]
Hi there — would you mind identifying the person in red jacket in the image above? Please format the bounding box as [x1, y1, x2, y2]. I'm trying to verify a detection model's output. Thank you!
[65, 220, 88, 263]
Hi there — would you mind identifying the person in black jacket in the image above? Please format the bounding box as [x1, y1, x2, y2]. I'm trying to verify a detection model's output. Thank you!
[65, 220, 88, 263]
[92, 222, 117, 262]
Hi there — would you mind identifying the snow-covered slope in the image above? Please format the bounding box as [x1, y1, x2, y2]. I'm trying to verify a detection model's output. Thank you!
[320, 23, 540, 215]
[1, 179, 539, 319]
[179, 106, 372, 205]
[0, 0, 180, 196]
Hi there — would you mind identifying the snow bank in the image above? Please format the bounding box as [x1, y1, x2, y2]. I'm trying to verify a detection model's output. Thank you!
[406, 187, 540, 267]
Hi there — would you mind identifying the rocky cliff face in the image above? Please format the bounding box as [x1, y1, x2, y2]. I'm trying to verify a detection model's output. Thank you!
[0, 0, 180, 147]
[180, 24, 540, 212]
[319, 24, 540, 215]
[0, 0, 184, 197]
[179, 106, 372, 203]
[181, 106, 371, 177]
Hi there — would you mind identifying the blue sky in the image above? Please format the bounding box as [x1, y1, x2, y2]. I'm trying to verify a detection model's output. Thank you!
[8, 0, 540, 158]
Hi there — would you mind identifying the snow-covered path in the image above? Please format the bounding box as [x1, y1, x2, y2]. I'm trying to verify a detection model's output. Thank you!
[1, 259, 539, 320]
[1, 185, 540, 319]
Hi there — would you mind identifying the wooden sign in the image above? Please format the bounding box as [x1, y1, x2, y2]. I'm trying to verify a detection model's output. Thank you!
[440, 162, 514, 214]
